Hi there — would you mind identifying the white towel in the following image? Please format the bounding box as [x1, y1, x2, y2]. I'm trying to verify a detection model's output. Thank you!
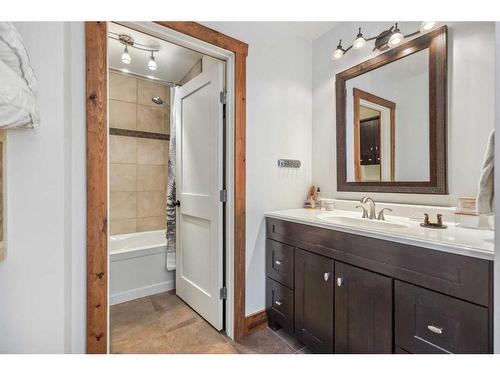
[476, 131, 494, 215]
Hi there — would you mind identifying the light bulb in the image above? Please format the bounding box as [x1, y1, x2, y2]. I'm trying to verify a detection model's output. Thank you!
[121, 46, 131, 64]
[148, 52, 157, 71]
[353, 28, 366, 49]
[388, 23, 404, 47]
[331, 40, 344, 60]
[420, 21, 436, 33]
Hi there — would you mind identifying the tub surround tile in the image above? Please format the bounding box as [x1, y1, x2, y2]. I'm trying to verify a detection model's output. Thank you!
[110, 164, 137, 192]
[110, 135, 137, 164]
[110, 191, 137, 220]
[137, 138, 167, 166]
[110, 219, 136, 235]
[137, 191, 166, 218]
[109, 72, 137, 103]
[136, 216, 166, 232]
[137, 104, 166, 134]
[110, 100, 137, 130]
[137, 164, 166, 191]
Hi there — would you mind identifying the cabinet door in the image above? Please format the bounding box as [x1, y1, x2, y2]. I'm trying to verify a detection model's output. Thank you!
[294, 249, 334, 353]
[335, 262, 393, 353]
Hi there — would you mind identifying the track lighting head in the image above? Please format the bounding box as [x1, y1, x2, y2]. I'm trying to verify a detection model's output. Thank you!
[388, 23, 404, 48]
[148, 52, 157, 71]
[121, 46, 131, 64]
[353, 28, 366, 49]
[420, 21, 436, 33]
[331, 40, 345, 60]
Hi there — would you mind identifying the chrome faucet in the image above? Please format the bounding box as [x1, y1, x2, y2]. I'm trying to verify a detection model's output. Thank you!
[360, 196, 376, 219]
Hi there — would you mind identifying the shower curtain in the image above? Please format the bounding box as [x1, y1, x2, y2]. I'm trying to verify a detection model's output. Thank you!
[166, 86, 177, 270]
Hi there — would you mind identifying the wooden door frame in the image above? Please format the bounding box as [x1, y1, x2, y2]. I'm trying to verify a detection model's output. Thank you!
[353, 88, 396, 182]
[86, 21, 248, 353]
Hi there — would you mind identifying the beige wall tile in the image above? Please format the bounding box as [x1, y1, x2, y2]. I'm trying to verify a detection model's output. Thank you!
[110, 219, 137, 235]
[136, 216, 166, 232]
[110, 100, 137, 130]
[110, 135, 137, 164]
[109, 72, 137, 103]
[110, 164, 137, 192]
[137, 105, 166, 134]
[137, 191, 166, 218]
[138, 79, 166, 106]
[110, 191, 137, 220]
[164, 106, 171, 134]
[137, 165, 166, 192]
[137, 138, 167, 165]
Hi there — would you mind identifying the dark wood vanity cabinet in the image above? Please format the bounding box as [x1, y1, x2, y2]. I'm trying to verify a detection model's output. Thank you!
[265, 218, 494, 354]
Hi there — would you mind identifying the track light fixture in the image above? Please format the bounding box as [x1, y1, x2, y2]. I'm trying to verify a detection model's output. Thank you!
[109, 32, 160, 71]
[331, 22, 438, 60]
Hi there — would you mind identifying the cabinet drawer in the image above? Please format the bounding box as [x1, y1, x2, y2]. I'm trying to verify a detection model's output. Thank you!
[395, 281, 489, 353]
[266, 240, 294, 289]
[266, 277, 294, 332]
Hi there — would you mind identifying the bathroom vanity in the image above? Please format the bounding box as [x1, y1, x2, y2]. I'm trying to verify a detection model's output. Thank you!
[265, 209, 494, 354]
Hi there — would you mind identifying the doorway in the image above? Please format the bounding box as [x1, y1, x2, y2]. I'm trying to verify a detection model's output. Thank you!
[86, 21, 248, 353]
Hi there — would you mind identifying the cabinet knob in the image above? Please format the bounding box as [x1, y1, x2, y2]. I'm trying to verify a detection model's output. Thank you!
[275, 260, 282, 266]
[274, 300, 283, 306]
[427, 325, 443, 335]
[324, 272, 331, 282]
[336, 277, 344, 287]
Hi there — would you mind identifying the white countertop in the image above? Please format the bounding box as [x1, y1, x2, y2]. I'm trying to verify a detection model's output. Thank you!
[265, 208, 494, 260]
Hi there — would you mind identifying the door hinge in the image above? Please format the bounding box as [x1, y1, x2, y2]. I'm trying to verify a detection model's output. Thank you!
[219, 189, 227, 203]
[220, 91, 227, 104]
[219, 286, 227, 300]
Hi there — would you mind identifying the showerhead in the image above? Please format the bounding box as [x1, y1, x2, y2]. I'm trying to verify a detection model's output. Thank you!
[152, 96, 164, 105]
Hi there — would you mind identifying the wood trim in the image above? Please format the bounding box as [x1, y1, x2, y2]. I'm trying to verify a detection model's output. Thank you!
[244, 310, 268, 336]
[353, 88, 396, 182]
[336, 25, 448, 194]
[86, 21, 108, 354]
[86, 21, 248, 352]
[154, 22, 249, 56]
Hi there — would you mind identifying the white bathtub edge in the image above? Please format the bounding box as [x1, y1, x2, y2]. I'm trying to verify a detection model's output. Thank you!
[110, 279, 175, 306]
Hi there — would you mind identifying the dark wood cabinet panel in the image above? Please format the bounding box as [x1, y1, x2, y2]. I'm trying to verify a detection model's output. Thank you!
[266, 277, 294, 333]
[266, 240, 294, 289]
[395, 281, 489, 354]
[335, 262, 393, 353]
[295, 249, 334, 353]
[359, 118, 381, 165]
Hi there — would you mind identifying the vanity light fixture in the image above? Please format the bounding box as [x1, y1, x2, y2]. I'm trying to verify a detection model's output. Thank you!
[331, 40, 345, 59]
[110, 32, 160, 71]
[330, 22, 438, 60]
[148, 51, 157, 71]
[353, 28, 366, 49]
[388, 23, 404, 47]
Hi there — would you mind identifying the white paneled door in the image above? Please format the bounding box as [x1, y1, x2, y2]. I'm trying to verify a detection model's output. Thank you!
[175, 60, 225, 330]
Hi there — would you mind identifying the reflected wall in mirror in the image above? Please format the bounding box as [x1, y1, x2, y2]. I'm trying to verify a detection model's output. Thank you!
[336, 25, 447, 194]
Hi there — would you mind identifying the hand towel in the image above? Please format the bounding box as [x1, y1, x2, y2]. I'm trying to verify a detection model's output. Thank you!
[476, 130, 494, 215]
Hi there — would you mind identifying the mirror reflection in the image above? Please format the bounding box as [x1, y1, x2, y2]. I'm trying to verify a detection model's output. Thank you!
[345, 48, 430, 182]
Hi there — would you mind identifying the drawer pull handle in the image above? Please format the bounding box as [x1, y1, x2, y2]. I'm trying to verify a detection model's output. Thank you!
[275, 260, 282, 266]
[324, 272, 332, 282]
[275, 300, 283, 306]
[427, 325, 444, 335]
[336, 277, 344, 287]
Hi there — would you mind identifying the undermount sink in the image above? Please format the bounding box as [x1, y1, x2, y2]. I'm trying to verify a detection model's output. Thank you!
[317, 214, 410, 230]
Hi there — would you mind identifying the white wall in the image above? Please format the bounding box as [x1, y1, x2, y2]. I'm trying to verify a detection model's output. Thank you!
[312, 22, 495, 206]
[0, 22, 85, 353]
[202, 22, 313, 315]
[494, 22, 499, 354]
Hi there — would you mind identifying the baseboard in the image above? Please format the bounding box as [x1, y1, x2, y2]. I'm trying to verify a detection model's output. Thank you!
[110, 280, 175, 305]
[244, 309, 268, 336]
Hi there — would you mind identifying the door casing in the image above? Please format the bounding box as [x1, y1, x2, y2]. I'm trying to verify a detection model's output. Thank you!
[85, 21, 248, 353]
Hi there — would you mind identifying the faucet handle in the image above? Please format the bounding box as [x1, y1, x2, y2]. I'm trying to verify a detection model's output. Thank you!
[377, 208, 392, 221]
[356, 205, 369, 219]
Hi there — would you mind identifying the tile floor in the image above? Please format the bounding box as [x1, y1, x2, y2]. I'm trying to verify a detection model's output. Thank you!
[110, 290, 312, 354]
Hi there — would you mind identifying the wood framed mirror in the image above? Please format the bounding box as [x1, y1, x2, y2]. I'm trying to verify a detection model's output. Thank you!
[336, 25, 447, 194]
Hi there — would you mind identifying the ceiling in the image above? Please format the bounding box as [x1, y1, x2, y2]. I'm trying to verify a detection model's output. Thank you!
[108, 23, 204, 83]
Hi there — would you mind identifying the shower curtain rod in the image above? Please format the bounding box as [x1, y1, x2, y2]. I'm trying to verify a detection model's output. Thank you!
[109, 67, 182, 87]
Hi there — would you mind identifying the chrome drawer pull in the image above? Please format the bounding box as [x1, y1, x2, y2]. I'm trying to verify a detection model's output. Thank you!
[336, 277, 344, 287]
[275, 260, 282, 265]
[324, 272, 332, 282]
[275, 300, 283, 306]
[427, 325, 444, 335]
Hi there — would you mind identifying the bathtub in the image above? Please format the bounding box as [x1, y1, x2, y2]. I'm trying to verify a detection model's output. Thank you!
[109, 230, 175, 305]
